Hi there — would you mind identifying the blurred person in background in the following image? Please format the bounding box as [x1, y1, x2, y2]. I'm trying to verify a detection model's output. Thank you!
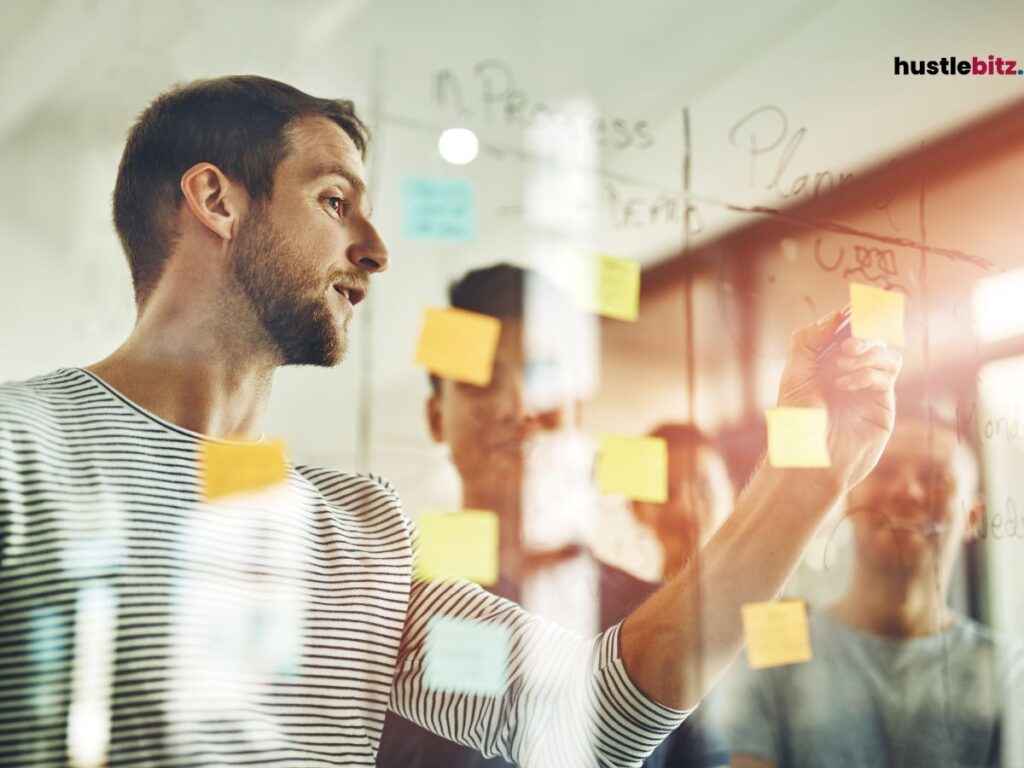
[596, 423, 736, 767]
[419, 264, 596, 615]
[596, 423, 734, 625]
[380, 266, 731, 767]
[380, 263, 598, 768]
[720, 402, 1024, 768]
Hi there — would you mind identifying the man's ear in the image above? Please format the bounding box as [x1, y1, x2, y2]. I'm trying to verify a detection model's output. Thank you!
[964, 496, 984, 542]
[180, 162, 246, 242]
[426, 392, 445, 443]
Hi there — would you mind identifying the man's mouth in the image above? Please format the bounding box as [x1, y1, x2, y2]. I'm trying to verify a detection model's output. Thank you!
[487, 436, 529, 459]
[887, 516, 947, 534]
[332, 283, 366, 306]
[875, 508, 946, 534]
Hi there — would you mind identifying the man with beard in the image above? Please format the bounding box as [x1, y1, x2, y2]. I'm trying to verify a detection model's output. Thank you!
[0, 76, 902, 767]
[720, 407, 1024, 768]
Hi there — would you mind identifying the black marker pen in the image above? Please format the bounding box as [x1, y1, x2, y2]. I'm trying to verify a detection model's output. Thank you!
[816, 307, 852, 365]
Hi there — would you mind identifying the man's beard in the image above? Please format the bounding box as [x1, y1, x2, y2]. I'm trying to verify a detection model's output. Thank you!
[230, 208, 347, 367]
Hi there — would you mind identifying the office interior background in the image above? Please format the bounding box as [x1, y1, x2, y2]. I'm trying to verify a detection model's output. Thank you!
[2, 0, 1024, 750]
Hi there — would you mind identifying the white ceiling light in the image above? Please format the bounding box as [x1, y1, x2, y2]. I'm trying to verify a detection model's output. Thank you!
[438, 127, 479, 165]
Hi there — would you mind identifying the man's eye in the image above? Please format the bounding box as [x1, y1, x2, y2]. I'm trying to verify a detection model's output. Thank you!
[327, 197, 350, 216]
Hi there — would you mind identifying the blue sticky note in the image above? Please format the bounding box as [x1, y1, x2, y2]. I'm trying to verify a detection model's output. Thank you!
[424, 616, 508, 696]
[28, 605, 68, 715]
[402, 177, 477, 241]
[29, 605, 69, 669]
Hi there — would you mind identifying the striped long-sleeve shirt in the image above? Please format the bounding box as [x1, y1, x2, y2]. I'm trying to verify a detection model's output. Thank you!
[0, 368, 688, 767]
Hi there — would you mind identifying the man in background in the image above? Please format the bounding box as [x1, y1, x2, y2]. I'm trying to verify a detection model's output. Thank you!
[379, 263, 595, 767]
[721, 405, 1024, 768]
[379, 265, 730, 767]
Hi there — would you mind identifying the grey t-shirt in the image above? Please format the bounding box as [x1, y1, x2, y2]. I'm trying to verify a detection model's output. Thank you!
[719, 609, 1024, 768]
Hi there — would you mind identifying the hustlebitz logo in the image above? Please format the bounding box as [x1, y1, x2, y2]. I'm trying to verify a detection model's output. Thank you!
[895, 55, 1022, 76]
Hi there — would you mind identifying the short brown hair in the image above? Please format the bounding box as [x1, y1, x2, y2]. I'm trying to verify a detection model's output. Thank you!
[112, 75, 368, 304]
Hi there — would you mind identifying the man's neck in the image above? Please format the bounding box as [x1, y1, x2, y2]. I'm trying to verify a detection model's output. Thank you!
[830, 562, 954, 638]
[462, 477, 524, 516]
[87, 352, 274, 440]
[86, 310, 277, 441]
[462, 482, 525, 586]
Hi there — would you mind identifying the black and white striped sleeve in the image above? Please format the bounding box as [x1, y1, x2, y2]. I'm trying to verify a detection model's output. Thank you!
[0, 403, 18, 571]
[388, 577, 690, 767]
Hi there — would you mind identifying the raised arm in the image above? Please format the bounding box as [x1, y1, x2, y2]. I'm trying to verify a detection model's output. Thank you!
[620, 311, 901, 710]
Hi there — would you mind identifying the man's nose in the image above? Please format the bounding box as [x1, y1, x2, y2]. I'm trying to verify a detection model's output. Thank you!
[501, 377, 543, 428]
[347, 221, 389, 273]
[895, 465, 927, 500]
[500, 379, 529, 422]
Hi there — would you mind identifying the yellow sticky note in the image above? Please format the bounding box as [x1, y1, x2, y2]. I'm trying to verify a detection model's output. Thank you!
[765, 408, 831, 468]
[414, 307, 502, 387]
[594, 254, 641, 321]
[425, 616, 509, 695]
[200, 440, 287, 501]
[415, 510, 499, 586]
[742, 600, 813, 669]
[597, 435, 668, 503]
[849, 282, 906, 346]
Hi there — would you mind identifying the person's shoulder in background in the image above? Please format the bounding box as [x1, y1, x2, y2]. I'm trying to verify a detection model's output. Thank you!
[712, 606, 845, 768]
[598, 559, 660, 629]
[644, 687, 731, 768]
[956, 614, 1024, 766]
